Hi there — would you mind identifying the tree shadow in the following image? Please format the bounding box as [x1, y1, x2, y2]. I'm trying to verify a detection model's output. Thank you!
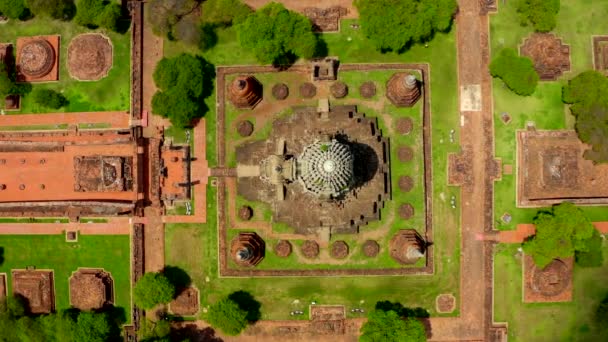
[0, 246, 3, 266]
[171, 325, 224, 342]
[162, 266, 192, 294]
[228, 290, 261, 323]
[199, 23, 219, 52]
[314, 34, 329, 58]
[375, 301, 429, 318]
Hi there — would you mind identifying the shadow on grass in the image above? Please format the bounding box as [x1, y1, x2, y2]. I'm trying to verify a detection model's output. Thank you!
[171, 324, 223, 342]
[0, 246, 4, 265]
[228, 290, 261, 323]
[163, 265, 192, 295]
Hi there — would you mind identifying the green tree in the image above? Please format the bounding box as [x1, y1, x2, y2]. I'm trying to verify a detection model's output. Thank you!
[73, 312, 112, 342]
[201, 0, 252, 27]
[207, 298, 248, 336]
[31, 88, 68, 109]
[25, 0, 75, 20]
[134, 272, 176, 309]
[516, 0, 560, 32]
[489, 48, 539, 96]
[151, 53, 211, 128]
[0, 0, 27, 19]
[575, 229, 604, 267]
[562, 70, 608, 163]
[360, 310, 426, 342]
[74, 0, 121, 32]
[148, 0, 200, 38]
[97, 2, 121, 31]
[523, 202, 598, 268]
[355, 0, 457, 52]
[237, 2, 318, 65]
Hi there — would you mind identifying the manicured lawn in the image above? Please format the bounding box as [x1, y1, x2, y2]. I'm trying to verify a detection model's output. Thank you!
[0, 17, 130, 114]
[164, 16, 462, 320]
[494, 244, 608, 341]
[0, 234, 131, 318]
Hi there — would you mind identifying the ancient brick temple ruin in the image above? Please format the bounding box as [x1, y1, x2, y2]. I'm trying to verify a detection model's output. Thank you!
[235, 105, 390, 235]
[387, 72, 421, 107]
[0, 127, 191, 219]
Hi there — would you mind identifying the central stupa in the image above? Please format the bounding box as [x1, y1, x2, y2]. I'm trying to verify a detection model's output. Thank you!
[298, 139, 353, 198]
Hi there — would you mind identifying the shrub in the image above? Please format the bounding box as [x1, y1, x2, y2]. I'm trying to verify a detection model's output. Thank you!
[516, 0, 560, 32]
[237, 2, 318, 66]
[355, 0, 457, 52]
[490, 48, 539, 96]
[31, 89, 68, 109]
[133, 272, 176, 309]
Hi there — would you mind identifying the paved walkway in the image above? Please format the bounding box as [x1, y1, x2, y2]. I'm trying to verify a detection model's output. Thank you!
[0, 222, 130, 235]
[0, 111, 130, 128]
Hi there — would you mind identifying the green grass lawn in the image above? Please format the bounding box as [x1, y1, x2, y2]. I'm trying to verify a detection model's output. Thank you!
[164, 17, 462, 320]
[0, 234, 131, 318]
[490, 0, 608, 230]
[494, 244, 608, 341]
[0, 17, 130, 114]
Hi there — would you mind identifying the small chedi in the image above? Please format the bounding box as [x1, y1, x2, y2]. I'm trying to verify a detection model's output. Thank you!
[387, 73, 421, 107]
[236, 104, 389, 235]
[389, 229, 426, 264]
[228, 75, 263, 109]
[230, 232, 265, 267]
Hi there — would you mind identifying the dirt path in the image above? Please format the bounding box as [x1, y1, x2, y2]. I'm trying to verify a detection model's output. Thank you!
[0, 222, 130, 235]
[429, 0, 495, 340]
[242, 0, 359, 18]
[0, 111, 130, 128]
[142, 2, 163, 115]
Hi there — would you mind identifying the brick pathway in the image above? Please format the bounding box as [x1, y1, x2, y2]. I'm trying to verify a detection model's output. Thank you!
[0, 111, 130, 128]
[494, 222, 608, 243]
[0, 222, 130, 235]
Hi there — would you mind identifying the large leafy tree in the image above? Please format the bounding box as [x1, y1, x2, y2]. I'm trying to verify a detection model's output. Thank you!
[152, 53, 212, 128]
[74, 0, 121, 32]
[133, 272, 176, 309]
[25, 0, 75, 20]
[523, 202, 599, 268]
[516, 0, 560, 33]
[237, 2, 318, 65]
[360, 310, 426, 342]
[490, 48, 539, 96]
[563, 70, 608, 163]
[355, 0, 457, 52]
[207, 298, 249, 336]
[0, 0, 27, 19]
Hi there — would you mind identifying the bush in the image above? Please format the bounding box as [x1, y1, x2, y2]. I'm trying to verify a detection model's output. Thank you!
[355, 0, 457, 52]
[31, 89, 68, 109]
[0, 0, 27, 19]
[74, 0, 121, 32]
[360, 310, 426, 342]
[516, 0, 560, 32]
[151, 53, 213, 128]
[26, 0, 75, 20]
[523, 202, 598, 268]
[133, 272, 176, 309]
[490, 48, 539, 96]
[207, 298, 248, 336]
[562, 70, 608, 163]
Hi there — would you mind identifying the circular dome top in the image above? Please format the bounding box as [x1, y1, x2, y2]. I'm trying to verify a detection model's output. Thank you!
[19, 39, 55, 78]
[298, 139, 354, 198]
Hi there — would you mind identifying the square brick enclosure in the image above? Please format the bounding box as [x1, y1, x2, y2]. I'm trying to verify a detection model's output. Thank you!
[12, 270, 55, 314]
[517, 130, 608, 207]
[16, 35, 60, 82]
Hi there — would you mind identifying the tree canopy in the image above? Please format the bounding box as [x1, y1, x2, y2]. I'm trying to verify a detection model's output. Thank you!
[0, 62, 18, 98]
[74, 0, 122, 32]
[360, 310, 426, 342]
[523, 202, 599, 268]
[201, 0, 251, 27]
[489, 48, 539, 96]
[355, 0, 457, 52]
[148, 0, 200, 38]
[0, 0, 27, 19]
[32, 89, 68, 109]
[133, 272, 176, 309]
[516, 0, 560, 33]
[237, 2, 318, 66]
[25, 0, 75, 20]
[207, 298, 249, 336]
[562, 70, 608, 163]
[151, 53, 212, 128]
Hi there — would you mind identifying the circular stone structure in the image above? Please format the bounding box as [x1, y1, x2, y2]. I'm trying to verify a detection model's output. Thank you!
[67, 33, 113, 81]
[359, 81, 376, 98]
[274, 240, 292, 257]
[398, 176, 414, 192]
[299, 82, 317, 98]
[399, 203, 414, 219]
[230, 232, 265, 267]
[237, 120, 254, 137]
[531, 259, 570, 296]
[272, 83, 289, 100]
[330, 81, 348, 98]
[298, 139, 354, 198]
[19, 39, 55, 78]
[363, 240, 380, 257]
[301, 240, 320, 259]
[238, 205, 253, 220]
[396, 117, 413, 135]
[330, 240, 349, 259]
[397, 146, 414, 162]
[389, 229, 426, 264]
